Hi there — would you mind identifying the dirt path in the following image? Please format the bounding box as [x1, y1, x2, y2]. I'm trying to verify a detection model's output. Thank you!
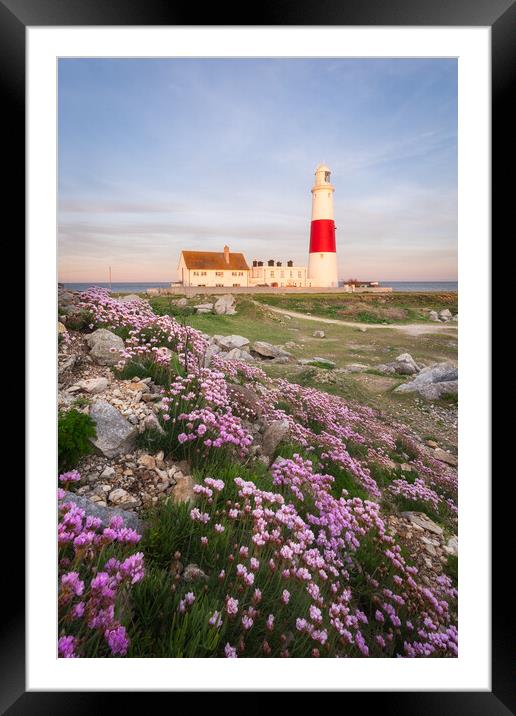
[255, 302, 458, 337]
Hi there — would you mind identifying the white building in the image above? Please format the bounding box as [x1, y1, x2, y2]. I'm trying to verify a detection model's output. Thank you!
[249, 259, 308, 287]
[177, 246, 250, 287]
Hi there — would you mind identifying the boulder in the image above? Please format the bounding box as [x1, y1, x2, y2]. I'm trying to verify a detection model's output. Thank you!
[119, 294, 141, 303]
[77, 377, 109, 394]
[214, 294, 236, 315]
[203, 343, 222, 368]
[196, 308, 211, 314]
[428, 311, 440, 322]
[262, 419, 290, 457]
[446, 535, 458, 556]
[89, 401, 138, 458]
[432, 448, 458, 467]
[108, 488, 138, 509]
[143, 413, 165, 435]
[195, 303, 214, 311]
[395, 353, 420, 373]
[439, 309, 453, 321]
[86, 329, 124, 366]
[251, 341, 291, 359]
[401, 511, 443, 536]
[395, 362, 457, 398]
[176, 298, 188, 306]
[60, 491, 142, 531]
[216, 335, 250, 351]
[58, 321, 67, 334]
[225, 347, 256, 362]
[227, 384, 263, 416]
[313, 330, 325, 338]
[172, 474, 196, 504]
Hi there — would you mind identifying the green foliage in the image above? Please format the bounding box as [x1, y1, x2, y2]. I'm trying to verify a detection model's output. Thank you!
[58, 409, 97, 471]
[115, 355, 184, 389]
[445, 553, 458, 588]
[65, 309, 94, 331]
[72, 396, 92, 409]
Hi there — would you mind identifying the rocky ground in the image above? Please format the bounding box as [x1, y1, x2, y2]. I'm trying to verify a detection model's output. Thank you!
[58, 286, 458, 583]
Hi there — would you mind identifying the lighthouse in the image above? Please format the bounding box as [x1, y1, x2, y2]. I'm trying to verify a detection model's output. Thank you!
[307, 164, 339, 288]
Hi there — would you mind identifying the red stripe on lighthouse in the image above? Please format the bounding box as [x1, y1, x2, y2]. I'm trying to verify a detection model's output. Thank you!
[309, 219, 336, 253]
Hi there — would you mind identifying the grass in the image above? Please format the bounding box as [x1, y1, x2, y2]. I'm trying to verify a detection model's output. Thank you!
[141, 292, 457, 451]
[253, 292, 458, 325]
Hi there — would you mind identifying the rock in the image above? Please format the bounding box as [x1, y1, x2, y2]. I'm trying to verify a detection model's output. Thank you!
[376, 363, 396, 375]
[313, 330, 325, 338]
[86, 329, 125, 366]
[89, 401, 138, 458]
[172, 474, 196, 504]
[251, 341, 290, 359]
[452, 314, 458, 322]
[227, 384, 263, 416]
[143, 413, 165, 435]
[395, 353, 420, 373]
[100, 466, 116, 478]
[176, 297, 188, 306]
[214, 294, 236, 315]
[118, 294, 141, 303]
[439, 309, 452, 321]
[138, 454, 156, 470]
[400, 463, 414, 472]
[394, 362, 458, 399]
[425, 440, 439, 448]
[182, 563, 209, 583]
[225, 347, 256, 362]
[60, 491, 142, 531]
[203, 343, 222, 368]
[262, 419, 290, 457]
[401, 511, 443, 536]
[446, 535, 458, 556]
[432, 448, 458, 467]
[216, 335, 250, 351]
[428, 311, 440, 322]
[58, 355, 77, 375]
[77, 377, 109, 394]
[58, 321, 67, 334]
[108, 488, 138, 508]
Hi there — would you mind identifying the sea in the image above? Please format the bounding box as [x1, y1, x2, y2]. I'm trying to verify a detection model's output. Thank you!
[63, 281, 458, 294]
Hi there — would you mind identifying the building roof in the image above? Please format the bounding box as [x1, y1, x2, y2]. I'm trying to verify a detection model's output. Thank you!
[181, 250, 250, 271]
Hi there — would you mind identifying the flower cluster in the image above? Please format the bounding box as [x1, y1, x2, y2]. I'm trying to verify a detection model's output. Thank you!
[58, 488, 144, 658]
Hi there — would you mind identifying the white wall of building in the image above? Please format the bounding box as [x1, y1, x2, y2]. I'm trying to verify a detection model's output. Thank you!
[177, 255, 249, 287]
[250, 265, 307, 287]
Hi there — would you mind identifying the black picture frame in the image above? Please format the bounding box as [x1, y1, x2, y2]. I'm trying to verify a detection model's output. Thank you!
[6, 0, 510, 710]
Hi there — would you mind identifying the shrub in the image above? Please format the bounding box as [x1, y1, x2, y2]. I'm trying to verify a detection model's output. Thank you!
[58, 409, 97, 471]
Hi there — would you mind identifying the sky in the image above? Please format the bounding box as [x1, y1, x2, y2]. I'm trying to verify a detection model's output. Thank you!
[58, 58, 457, 283]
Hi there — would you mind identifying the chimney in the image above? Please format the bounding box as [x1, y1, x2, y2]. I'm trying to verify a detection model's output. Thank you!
[224, 245, 230, 264]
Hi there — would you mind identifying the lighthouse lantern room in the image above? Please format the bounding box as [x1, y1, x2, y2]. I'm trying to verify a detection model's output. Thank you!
[307, 164, 339, 288]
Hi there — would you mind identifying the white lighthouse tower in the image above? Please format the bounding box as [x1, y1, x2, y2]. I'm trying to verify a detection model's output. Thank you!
[307, 164, 339, 288]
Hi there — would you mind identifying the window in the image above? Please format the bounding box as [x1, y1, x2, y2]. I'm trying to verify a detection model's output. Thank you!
[201, 271, 207, 276]
[215, 271, 223, 276]
[298, 271, 302, 278]
[232, 271, 238, 276]
[238, 271, 243, 276]
[233, 283, 240, 287]
[216, 283, 224, 287]
[193, 271, 199, 276]
[270, 271, 274, 278]
[324, 171, 330, 182]
[290, 271, 293, 278]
